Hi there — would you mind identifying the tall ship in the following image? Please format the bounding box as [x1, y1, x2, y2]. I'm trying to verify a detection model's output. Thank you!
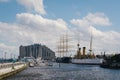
[56, 34, 72, 63]
[71, 32, 102, 65]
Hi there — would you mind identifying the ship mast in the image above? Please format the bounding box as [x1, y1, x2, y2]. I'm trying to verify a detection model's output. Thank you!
[59, 36, 62, 57]
[89, 28, 96, 59]
[66, 33, 68, 56]
[89, 31, 92, 55]
[62, 35, 65, 57]
[57, 33, 69, 57]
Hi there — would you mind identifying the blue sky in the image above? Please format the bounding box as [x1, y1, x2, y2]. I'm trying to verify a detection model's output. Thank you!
[0, 0, 120, 58]
[44, 0, 120, 31]
[0, 0, 120, 31]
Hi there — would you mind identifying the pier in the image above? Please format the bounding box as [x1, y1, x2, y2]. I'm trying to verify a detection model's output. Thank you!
[0, 62, 28, 79]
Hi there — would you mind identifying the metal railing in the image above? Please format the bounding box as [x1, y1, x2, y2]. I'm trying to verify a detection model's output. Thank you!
[0, 62, 26, 69]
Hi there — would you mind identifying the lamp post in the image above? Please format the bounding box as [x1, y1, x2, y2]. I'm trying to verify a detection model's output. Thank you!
[12, 54, 16, 69]
[4, 52, 7, 63]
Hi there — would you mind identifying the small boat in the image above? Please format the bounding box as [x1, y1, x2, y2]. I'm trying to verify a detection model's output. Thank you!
[100, 54, 120, 69]
[29, 62, 35, 67]
[36, 57, 46, 66]
[45, 61, 53, 66]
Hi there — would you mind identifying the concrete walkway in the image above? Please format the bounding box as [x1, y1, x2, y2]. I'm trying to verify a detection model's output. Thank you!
[0, 62, 27, 79]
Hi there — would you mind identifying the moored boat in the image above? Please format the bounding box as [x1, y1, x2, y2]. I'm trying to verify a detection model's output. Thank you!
[100, 54, 120, 69]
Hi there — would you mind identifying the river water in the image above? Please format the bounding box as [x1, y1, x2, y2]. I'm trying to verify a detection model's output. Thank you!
[7, 63, 120, 80]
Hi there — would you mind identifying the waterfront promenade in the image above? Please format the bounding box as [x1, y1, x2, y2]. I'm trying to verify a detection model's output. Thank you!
[0, 62, 27, 79]
[7, 63, 120, 80]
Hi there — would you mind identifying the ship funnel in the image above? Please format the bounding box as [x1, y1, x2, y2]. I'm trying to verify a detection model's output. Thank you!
[78, 48, 81, 58]
[83, 47, 86, 58]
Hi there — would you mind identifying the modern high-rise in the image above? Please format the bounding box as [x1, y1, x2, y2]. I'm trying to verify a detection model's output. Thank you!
[19, 44, 55, 60]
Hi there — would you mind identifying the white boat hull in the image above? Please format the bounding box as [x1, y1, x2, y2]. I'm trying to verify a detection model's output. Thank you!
[71, 58, 103, 65]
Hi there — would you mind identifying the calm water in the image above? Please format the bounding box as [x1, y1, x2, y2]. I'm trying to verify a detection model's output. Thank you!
[7, 63, 120, 80]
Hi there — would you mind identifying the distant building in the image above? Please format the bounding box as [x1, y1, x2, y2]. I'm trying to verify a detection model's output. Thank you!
[19, 44, 55, 60]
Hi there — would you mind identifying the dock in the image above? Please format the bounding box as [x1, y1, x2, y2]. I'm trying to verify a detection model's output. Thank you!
[0, 62, 28, 79]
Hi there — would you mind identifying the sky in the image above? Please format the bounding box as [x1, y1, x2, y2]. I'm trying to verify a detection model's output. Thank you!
[0, 0, 120, 58]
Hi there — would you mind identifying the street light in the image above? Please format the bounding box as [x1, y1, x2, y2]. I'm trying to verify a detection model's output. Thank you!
[4, 52, 7, 63]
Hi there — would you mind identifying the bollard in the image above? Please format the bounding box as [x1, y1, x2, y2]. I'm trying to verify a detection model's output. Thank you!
[12, 63, 14, 69]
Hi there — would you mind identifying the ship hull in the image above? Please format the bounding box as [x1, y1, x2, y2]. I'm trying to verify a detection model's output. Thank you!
[56, 57, 72, 63]
[71, 58, 102, 65]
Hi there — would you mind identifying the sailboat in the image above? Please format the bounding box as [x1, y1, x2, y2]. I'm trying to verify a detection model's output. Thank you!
[56, 34, 72, 63]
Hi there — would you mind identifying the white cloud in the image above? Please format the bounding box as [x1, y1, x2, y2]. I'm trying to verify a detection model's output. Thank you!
[0, 43, 16, 58]
[70, 12, 111, 37]
[0, 13, 71, 57]
[0, 43, 15, 51]
[17, 0, 46, 15]
[70, 13, 120, 54]
[71, 13, 111, 27]
[0, 12, 120, 57]
[16, 13, 70, 49]
[16, 13, 68, 30]
[86, 13, 111, 26]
